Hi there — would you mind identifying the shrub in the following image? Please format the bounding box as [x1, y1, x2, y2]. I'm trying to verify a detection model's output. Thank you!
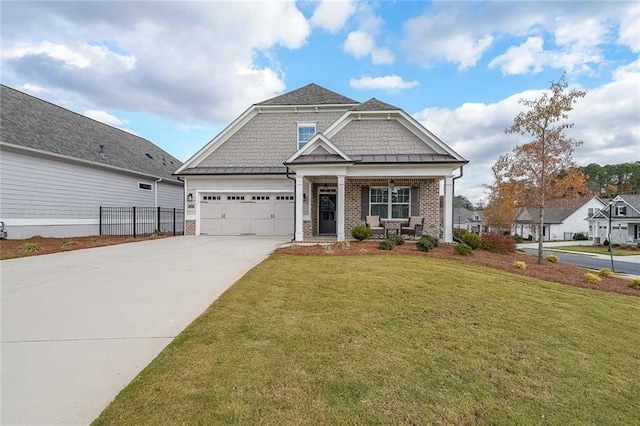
[416, 235, 437, 252]
[61, 238, 76, 248]
[18, 242, 41, 253]
[526, 235, 533, 241]
[603, 239, 610, 246]
[546, 254, 559, 263]
[584, 272, 601, 284]
[388, 234, 405, 246]
[637, 242, 640, 249]
[461, 233, 482, 250]
[513, 260, 527, 270]
[599, 268, 613, 278]
[513, 234, 525, 243]
[379, 239, 395, 251]
[480, 233, 516, 254]
[351, 224, 372, 241]
[453, 228, 467, 240]
[454, 242, 472, 256]
[573, 233, 589, 241]
[629, 279, 640, 290]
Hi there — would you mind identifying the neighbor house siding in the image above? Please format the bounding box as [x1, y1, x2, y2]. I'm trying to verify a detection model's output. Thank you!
[157, 182, 184, 209]
[198, 111, 344, 167]
[0, 149, 183, 238]
[344, 178, 439, 238]
[330, 120, 436, 155]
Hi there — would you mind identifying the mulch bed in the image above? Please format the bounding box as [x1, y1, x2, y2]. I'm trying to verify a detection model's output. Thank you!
[276, 241, 640, 298]
[0, 234, 168, 259]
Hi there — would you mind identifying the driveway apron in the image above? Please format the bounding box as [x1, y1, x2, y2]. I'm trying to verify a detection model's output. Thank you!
[1, 236, 286, 425]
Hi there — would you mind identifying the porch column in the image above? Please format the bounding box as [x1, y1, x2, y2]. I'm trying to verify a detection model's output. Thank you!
[295, 175, 304, 241]
[443, 176, 453, 242]
[336, 174, 345, 241]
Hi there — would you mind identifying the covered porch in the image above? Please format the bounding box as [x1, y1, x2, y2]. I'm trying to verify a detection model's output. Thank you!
[292, 167, 456, 243]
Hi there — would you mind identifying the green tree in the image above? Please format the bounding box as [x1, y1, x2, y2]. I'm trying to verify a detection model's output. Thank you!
[495, 74, 587, 263]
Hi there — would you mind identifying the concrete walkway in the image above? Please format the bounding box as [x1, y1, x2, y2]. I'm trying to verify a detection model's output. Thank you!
[1, 236, 286, 425]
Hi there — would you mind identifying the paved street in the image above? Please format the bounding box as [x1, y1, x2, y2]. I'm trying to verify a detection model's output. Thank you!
[520, 248, 640, 275]
[1, 236, 286, 425]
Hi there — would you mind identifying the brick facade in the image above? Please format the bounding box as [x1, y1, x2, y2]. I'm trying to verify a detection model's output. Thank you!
[344, 178, 440, 238]
[186, 220, 196, 235]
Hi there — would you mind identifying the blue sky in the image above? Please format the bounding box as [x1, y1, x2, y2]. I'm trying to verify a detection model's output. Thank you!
[2, 1, 638, 203]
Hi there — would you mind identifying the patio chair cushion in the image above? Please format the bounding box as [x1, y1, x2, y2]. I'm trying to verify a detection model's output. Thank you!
[408, 216, 423, 228]
[366, 215, 381, 228]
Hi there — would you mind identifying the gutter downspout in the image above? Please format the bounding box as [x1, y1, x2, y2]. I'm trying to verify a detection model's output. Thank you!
[451, 166, 464, 242]
[154, 178, 163, 209]
[285, 166, 296, 242]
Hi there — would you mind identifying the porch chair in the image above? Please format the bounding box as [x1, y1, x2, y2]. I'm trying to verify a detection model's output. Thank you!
[401, 216, 425, 239]
[366, 215, 385, 239]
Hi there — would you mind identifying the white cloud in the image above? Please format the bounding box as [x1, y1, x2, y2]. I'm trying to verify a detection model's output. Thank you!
[403, 2, 636, 73]
[343, 30, 376, 59]
[0, 1, 310, 123]
[489, 37, 545, 75]
[350, 75, 419, 92]
[371, 47, 394, 65]
[341, 3, 394, 65]
[83, 109, 138, 135]
[310, 0, 357, 33]
[21, 83, 49, 95]
[413, 62, 640, 203]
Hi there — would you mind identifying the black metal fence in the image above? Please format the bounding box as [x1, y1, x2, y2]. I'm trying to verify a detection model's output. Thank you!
[99, 207, 184, 237]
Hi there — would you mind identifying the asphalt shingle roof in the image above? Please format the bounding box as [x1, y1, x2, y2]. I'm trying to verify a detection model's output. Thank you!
[1, 85, 182, 182]
[350, 98, 401, 111]
[256, 83, 359, 106]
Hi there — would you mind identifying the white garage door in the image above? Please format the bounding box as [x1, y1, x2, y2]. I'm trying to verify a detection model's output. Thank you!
[200, 193, 294, 236]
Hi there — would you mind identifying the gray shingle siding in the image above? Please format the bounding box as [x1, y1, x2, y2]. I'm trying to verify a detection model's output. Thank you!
[198, 111, 344, 167]
[330, 120, 436, 155]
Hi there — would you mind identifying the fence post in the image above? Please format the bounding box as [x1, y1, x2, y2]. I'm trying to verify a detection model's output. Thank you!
[99, 206, 102, 236]
[157, 206, 161, 234]
[133, 207, 137, 238]
[173, 208, 176, 236]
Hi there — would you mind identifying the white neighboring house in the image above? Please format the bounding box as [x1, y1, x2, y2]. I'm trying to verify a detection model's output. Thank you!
[513, 196, 606, 241]
[0, 85, 184, 239]
[452, 207, 486, 233]
[588, 194, 640, 245]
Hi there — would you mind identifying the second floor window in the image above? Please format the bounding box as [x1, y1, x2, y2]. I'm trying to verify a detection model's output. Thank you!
[616, 206, 627, 216]
[297, 124, 316, 149]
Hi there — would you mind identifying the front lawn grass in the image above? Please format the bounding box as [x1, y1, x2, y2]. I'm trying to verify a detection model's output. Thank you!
[94, 255, 640, 425]
[553, 244, 640, 256]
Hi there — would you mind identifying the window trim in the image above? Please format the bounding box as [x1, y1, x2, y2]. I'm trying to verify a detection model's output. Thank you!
[138, 182, 153, 191]
[369, 186, 411, 220]
[297, 123, 316, 150]
[615, 205, 626, 216]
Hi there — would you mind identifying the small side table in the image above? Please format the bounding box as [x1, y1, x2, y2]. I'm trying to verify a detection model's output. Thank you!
[382, 220, 401, 238]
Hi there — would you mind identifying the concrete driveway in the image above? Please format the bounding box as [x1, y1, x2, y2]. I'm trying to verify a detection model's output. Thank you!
[1, 236, 286, 425]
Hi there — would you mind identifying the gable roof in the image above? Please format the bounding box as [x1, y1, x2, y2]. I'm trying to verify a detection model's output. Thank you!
[588, 194, 640, 219]
[454, 207, 484, 223]
[516, 196, 597, 224]
[1, 85, 182, 182]
[350, 98, 401, 111]
[256, 83, 359, 106]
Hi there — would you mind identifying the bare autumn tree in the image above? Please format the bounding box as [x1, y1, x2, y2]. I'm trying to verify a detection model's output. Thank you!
[494, 74, 587, 263]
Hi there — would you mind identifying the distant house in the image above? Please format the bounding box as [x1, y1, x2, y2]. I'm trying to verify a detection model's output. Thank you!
[588, 194, 640, 245]
[452, 207, 486, 233]
[175, 83, 467, 241]
[513, 196, 605, 241]
[0, 85, 184, 239]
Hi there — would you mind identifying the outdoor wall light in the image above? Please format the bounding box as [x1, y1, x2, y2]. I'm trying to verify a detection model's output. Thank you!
[389, 179, 395, 188]
[187, 193, 193, 202]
